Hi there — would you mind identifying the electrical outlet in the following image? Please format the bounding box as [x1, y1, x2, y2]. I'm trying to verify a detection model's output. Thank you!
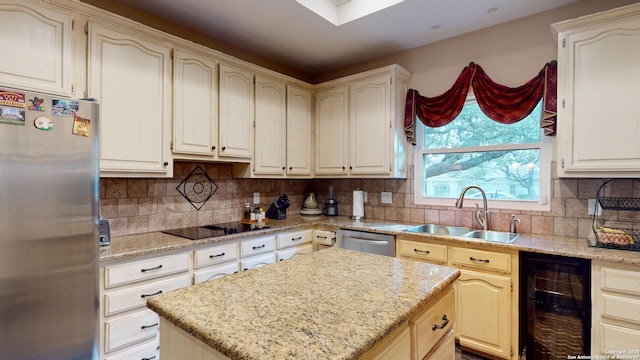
[253, 192, 260, 204]
[381, 192, 392, 204]
[588, 198, 602, 216]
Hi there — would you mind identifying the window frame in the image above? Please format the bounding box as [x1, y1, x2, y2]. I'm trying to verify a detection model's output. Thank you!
[412, 96, 551, 212]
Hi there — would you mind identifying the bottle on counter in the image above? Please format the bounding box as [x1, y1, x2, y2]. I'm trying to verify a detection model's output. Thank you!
[244, 202, 251, 220]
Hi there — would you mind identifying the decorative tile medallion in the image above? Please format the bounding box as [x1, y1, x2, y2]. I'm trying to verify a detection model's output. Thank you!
[176, 165, 218, 210]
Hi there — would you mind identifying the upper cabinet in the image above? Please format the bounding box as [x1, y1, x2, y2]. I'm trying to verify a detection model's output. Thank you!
[553, 3, 640, 178]
[253, 75, 287, 175]
[219, 63, 254, 159]
[285, 84, 313, 176]
[88, 21, 173, 177]
[172, 48, 219, 157]
[0, 0, 72, 95]
[234, 76, 314, 178]
[315, 65, 411, 178]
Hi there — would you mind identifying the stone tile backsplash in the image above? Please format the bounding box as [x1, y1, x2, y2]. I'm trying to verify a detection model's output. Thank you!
[100, 161, 640, 238]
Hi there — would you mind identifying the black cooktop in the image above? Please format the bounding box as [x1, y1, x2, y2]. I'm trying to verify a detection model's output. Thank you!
[162, 222, 270, 240]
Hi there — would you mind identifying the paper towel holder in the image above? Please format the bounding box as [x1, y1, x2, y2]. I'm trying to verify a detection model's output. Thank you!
[350, 188, 366, 221]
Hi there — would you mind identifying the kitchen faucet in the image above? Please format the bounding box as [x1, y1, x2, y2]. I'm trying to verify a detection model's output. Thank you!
[455, 185, 488, 231]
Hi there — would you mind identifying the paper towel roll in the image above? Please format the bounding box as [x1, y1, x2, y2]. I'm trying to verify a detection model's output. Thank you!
[352, 189, 365, 220]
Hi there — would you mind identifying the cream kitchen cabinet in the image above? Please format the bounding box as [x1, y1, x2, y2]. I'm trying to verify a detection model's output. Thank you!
[314, 64, 411, 178]
[276, 229, 313, 261]
[219, 63, 253, 159]
[552, 3, 640, 178]
[236, 80, 314, 178]
[192, 241, 239, 284]
[100, 252, 191, 359]
[88, 20, 172, 177]
[253, 75, 287, 174]
[397, 238, 519, 359]
[591, 260, 640, 356]
[0, 0, 73, 96]
[172, 48, 219, 158]
[315, 85, 349, 175]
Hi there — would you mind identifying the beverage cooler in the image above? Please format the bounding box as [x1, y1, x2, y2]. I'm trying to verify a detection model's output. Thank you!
[520, 252, 591, 359]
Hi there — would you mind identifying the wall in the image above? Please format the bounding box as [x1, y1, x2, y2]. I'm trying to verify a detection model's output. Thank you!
[99, 0, 640, 239]
[102, 160, 632, 242]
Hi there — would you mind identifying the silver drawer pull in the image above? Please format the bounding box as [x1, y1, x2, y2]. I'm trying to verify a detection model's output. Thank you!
[414, 248, 430, 254]
[141, 322, 159, 330]
[432, 314, 449, 331]
[469, 256, 490, 263]
[209, 252, 226, 258]
[252, 244, 266, 250]
[140, 264, 163, 272]
[140, 290, 162, 298]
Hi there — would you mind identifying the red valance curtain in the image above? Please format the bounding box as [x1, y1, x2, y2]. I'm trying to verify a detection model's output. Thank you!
[404, 61, 557, 145]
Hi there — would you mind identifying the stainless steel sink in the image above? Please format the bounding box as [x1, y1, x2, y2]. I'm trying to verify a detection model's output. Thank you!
[404, 224, 520, 243]
[461, 230, 520, 243]
[404, 224, 473, 237]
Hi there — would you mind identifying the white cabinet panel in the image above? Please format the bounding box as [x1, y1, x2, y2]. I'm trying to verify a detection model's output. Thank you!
[104, 252, 189, 288]
[254, 75, 287, 174]
[0, 0, 72, 95]
[105, 309, 159, 352]
[194, 262, 240, 284]
[219, 63, 253, 159]
[286, 84, 313, 176]
[172, 48, 219, 156]
[315, 85, 349, 175]
[88, 21, 172, 177]
[104, 274, 191, 316]
[554, 4, 640, 177]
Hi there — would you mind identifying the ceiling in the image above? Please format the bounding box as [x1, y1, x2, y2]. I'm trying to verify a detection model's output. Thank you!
[113, 0, 579, 76]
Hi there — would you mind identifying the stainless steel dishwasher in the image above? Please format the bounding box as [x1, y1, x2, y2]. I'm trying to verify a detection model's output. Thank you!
[337, 229, 395, 257]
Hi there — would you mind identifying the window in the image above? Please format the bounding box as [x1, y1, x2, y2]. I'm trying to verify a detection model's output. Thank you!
[414, 95, 550, 211]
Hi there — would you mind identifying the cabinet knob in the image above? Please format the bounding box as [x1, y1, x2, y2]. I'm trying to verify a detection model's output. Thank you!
[349, 166, 352, 170]
[221, 146, 226, 151]
[163, 161, 169, 166]
[289, 166, 292, 170]
[282, 167, 286, 170]
[342, 166, 346, 170]
[212, 146, 216, 150]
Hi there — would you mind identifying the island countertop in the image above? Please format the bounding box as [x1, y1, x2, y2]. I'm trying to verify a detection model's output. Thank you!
[146, 247, 460, 360]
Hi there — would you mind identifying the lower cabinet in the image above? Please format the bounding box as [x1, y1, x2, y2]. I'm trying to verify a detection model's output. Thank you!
[100, 252, 191, 359]
[397, 238, 518, 359]
[592, 260, 640, 355]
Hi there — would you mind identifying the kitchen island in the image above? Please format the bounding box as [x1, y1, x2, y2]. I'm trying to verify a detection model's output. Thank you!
[146, 247, 460, 360]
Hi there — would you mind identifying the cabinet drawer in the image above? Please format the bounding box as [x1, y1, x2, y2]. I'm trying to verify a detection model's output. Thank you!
[104, 274, 191, 316]
[412, 288, 455, 360]
[397, 240, 447, 264]
[602, 293, 640, 325]
[105, 253, 190, 288]
[241, 253, 276, 271]
[314, 230, 335, 246]
[451, 247, 511, 273]
[277, 229, 312, 249]
[105, 338, 159, 360]
[105, 309, 159, 352]
[194, 262, 239, 284]
[601, 267, 640, 296]
[277, 244, 313, 262]
[194, 242, 238, 268]
[240, 235, 275, 258]
[598, 322, 640, 354]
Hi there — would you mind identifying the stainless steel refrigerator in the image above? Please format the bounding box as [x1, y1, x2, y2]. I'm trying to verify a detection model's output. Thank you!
[0, 86, 99, 359]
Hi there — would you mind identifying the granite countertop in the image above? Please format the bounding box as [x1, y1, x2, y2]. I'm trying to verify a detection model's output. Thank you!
[100, 215, 640, 265]
[146, 247, 460, 360]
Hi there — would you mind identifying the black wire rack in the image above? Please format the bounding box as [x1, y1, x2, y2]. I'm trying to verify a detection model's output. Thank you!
[592, 179, 640, 251]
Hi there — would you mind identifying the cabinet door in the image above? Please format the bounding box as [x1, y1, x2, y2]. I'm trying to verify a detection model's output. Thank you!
[254, 75, 287, 174]
[349, 74, 391, 175]
[286, 84, 313, 176]
[556, 13, 640, 177]
[0, 0, 72, 95]
[315, 86, 348, 175]
[455, 269, 511, 359]
[88, 21, 172, 177]
[219, 63, 253, 159]
[172, 49, 218, 156]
